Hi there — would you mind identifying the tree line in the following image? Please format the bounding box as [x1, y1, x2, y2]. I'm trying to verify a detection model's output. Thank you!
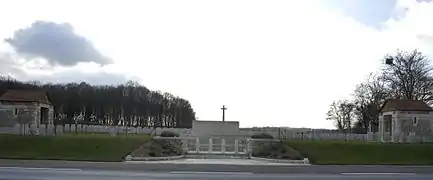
[0, 78, 196, 128]
[327, 50, 433, 133]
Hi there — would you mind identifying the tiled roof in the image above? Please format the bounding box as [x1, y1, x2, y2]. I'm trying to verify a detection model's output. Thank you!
[379, 99, 432, 112]
[0, 89, 51, 105]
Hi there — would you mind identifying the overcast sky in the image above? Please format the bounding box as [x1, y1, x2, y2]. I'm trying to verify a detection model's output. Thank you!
[1, 0, 433, 128]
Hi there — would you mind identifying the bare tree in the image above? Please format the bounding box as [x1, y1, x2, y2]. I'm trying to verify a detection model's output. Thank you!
[327, 101, 344, 130]
[327, 100, 356, 132]
[382, 49, 433, 104]
[352, 73, 391, 133]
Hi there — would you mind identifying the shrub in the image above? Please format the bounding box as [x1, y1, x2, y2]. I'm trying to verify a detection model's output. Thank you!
[153, 131, 183, 156]
[132, 138, 184, 157]
[160, 131, 179, 137]
[252, 141, 303, 160]
[251, 133, 273, 139]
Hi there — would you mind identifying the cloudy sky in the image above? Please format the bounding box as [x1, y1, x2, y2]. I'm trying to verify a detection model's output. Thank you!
[1, 0, 433, 128]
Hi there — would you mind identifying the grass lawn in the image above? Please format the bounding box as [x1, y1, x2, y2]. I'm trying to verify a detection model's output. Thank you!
[287, 140, 433, 165]
[0, 133, 150, 162]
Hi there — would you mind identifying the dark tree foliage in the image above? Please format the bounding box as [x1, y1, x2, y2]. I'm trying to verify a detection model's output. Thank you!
[251, 133, 274, 139]
[160, 131, 180, 137]
[0, 76, 196, 128]
[352, 74, 391, 133]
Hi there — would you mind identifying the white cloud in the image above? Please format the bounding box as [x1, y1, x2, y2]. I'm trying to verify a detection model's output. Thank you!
[1, 0, 433, 128]
[383, 0, 433, 55]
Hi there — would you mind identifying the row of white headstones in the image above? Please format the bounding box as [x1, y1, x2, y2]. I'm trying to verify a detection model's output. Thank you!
[155, 136, 251, 155]
[154, 136, 286, 156]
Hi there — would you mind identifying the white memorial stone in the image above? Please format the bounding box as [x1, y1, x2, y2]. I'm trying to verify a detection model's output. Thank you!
[196, 138, 200, 153]
[234, 140, 239, 154]
[221, 139, 226, 154]
[303, 158, 309, 164]
[208, 139, 213, 153]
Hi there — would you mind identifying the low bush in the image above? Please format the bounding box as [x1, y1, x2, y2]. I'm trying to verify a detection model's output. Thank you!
[252, 141, 303, 160]
[160, 131, 180, 137]
[132, 139, 183, 157]
[251, 133, 274, 139]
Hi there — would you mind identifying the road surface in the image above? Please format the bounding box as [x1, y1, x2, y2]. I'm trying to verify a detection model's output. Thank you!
[1, 159, 433, 179]
[1, 167, 433, 180]
[2, 159, 433, 174]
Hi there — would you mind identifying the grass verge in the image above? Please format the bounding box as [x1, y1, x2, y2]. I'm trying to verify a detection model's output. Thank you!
[0, 133, 150, 162]
[288, 140, 433, 165]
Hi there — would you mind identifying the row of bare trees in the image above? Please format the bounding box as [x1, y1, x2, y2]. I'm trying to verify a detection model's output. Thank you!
[327, 50, 433, 133]
[0, 78, 196, 128]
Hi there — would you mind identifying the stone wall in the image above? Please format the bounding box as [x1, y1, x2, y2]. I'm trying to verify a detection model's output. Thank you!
[379, 110, 433, 142]
[0, 123, 429, 142]
[0, 124, 193, 136]
[0, 102, 54, 126]
[399, 111, 433, 136]
[192, 120, 240, 137]
[0, 109, 15, 126]
[2, 118, 432, 143]
[0, 103, 37, 125]
[239, 127, 313, 139]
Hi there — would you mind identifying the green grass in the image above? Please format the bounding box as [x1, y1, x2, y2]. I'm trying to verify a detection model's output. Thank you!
[287, 140, 433, 165]
[0, 133, 150, 162]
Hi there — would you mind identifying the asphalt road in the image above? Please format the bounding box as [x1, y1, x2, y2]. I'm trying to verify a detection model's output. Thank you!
[2, 159, 433, 174]
[2, 159, 433, 179]
[0, 167, 433, 180]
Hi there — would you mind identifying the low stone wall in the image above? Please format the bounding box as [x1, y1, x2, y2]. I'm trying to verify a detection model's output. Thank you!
[250, 156, 310, 164]
[0, 124, 192, 136]
[240, 128, 371, 141]
[2, 123, 431, 143]
[126, 154, 185, 161]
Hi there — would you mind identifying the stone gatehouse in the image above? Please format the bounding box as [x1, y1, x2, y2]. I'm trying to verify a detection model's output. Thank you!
[0, 89, 54, 126]
[379, 99, 433, 142]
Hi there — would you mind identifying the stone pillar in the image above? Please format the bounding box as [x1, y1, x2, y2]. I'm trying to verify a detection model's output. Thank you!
[182, 139, 188, 154]
[391, 119, 396, 143]
[48, 107, 54, 125]
[430, 113, 433, 138]
[379, 115, 384, 142]
[234, 140, 239, 154]
[208, 139, 213, 153]
[396, 118, 402, 143]
[246, 138, 252, 158]
[195, 138, 200, 153]
[392, 111, 400, 143]
[221, 139, 226, 154]
[367, 122, 373, 141]
[33, 104, 38, 126]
